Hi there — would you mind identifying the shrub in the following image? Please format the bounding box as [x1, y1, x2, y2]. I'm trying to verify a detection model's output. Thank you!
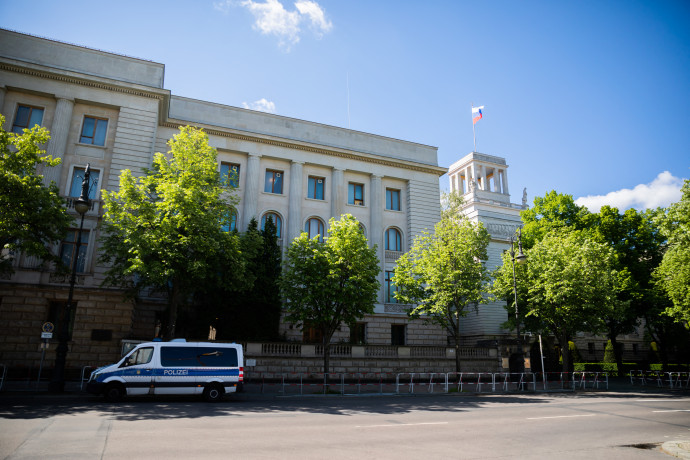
[603, 340, 616, 363]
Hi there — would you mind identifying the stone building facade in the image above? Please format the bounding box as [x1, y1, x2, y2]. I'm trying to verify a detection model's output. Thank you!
[0, 29, 448, 374]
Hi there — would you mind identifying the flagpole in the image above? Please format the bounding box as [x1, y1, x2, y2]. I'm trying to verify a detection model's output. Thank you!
[472, 103, 476, 152]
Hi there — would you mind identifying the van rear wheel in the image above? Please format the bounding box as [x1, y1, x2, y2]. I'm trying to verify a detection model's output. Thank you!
[203, 383, 224, 402]
[104, 382, 125, 402]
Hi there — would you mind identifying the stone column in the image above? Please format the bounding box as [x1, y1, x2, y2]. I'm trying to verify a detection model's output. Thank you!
[242, 154, 261, 230]
[44, 97, 74, 186]
[370, 174, 384, 303]
[470, 164, 478, 192]
[331, 167, 344, 220]
[287, 161, 304, 243]
[502, 168, 509, 196]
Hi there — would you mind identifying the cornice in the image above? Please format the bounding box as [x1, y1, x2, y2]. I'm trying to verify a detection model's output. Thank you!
[0, 61, 166, 101]
[161, 121, 448, 177]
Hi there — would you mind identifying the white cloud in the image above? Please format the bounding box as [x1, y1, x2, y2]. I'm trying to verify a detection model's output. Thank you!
[575, 171, 685, 212]
[295, 0, 333, 37]
[215, 0, 332, 50]
[242, 98, 276, 113]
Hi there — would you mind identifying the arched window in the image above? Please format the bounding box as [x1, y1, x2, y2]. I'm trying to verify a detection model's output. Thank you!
[385, 228, 402, 251]
[261, 212, 282, 238]
[304, 217, 325, 241]
[221, 210, 237, 232]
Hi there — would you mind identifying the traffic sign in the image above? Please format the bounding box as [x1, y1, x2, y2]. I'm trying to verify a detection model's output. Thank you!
[41, 332, 53, 339]
[42, 322, 54, 333]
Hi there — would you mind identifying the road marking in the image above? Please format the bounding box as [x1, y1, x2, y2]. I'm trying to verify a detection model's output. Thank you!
[653, 410, 690, 413]
[356, 422, 448, 428]
[527, 414, 596, 420]
[637, 399, 690, 402]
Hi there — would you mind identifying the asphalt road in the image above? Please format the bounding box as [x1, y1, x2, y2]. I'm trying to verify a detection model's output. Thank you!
[1, 390, 689, 459]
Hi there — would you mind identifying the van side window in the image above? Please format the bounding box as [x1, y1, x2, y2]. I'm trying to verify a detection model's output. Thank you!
[198, 347, 237, 367]
[124, 347, 153, 366]
[161, 346, 238, 367]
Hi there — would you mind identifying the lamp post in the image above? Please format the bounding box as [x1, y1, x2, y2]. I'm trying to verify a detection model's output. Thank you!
[509, 228, 527, 374]
[49, 164, 91, 393]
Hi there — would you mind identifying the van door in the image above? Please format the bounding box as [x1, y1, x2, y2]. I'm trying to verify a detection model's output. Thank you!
[155, 345, 198, 395]
[119, 346, 155, 396]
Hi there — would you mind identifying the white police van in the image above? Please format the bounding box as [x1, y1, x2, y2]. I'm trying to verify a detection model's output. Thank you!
[86, 340, 243, 402]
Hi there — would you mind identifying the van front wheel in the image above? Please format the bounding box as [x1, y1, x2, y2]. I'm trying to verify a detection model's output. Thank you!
[203, 383, 224, 402]
[104, 382, 125, 402]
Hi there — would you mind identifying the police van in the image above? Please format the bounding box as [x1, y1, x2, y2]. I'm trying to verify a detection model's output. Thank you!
[86, 340, 243, 402]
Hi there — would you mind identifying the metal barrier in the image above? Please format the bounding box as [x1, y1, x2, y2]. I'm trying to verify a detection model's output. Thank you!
[242, 371, 618, 395]
[80, 366, 95, 390]
[628, 370, 689, 389]
[572, 372, 608, 390]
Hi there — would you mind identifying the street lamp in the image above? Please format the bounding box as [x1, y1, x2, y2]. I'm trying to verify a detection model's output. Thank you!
[49, 164, 91, 393]
[509, 228, 527, 374]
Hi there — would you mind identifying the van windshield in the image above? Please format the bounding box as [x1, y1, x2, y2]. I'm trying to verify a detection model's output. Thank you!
[125, 347, 154, 366]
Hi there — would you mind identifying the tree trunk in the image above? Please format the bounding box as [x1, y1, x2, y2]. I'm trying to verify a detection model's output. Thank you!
[609, 334, 624, 374]
[560, 332, 570, 377]
[166, 283, 180, 339]
[454, 333, 461, 373]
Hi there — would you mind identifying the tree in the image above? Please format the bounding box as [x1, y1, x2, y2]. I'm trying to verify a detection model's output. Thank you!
[280, 214, 380, 374]
[655, 179, 690, 323]
[190, 217, 282, 341]
[100, 126, 243, 338]
[520, 190, 590, 249]
[392, 192, 491, 372]
[588, 206, 664, 370]
[515, 230, 626, 374]
[0, 115, 72, 275]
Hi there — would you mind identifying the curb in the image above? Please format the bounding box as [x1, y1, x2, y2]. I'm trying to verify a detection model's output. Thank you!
[661, 441, 690, 459]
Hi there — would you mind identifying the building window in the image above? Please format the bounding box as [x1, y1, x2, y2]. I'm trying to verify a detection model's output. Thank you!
[48, 301, 75, 340]
[304, 217, 325, 241]
[220, 162, 240, 188]
[79, 116, 108, 146]
[385, 228, 402, 251]
[385, 271, 398, 303]
[350, 323, 366, 345]
[588, 342, 595, 354]
[632, 343, 638, 355]
[303, 326, 323, 344]
[348, 182, 364, 206]
[386, 188, 401, 211]
[12, 105, 44, 133]
[261, 212, 282, 238]
[221, 210, 237, 232]
[391, 324, 406, 346]
[264, 170, 283, 194]
[69, 167, 100, 199]
[59, 229, 90, 273]
[308, 176, 325, 200]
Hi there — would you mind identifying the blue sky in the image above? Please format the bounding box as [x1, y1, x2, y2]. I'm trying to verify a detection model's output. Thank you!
[2, 0, 688, 211]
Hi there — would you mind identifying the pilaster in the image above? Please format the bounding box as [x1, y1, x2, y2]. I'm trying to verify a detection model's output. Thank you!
[242, 153, 261, 230]
[44, 97, 74, 186]
[287, 160, 304, 242]
[331, 167, 344, 220]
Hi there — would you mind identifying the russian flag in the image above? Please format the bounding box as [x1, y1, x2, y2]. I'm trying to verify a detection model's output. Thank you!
[472, 106, 484, 124]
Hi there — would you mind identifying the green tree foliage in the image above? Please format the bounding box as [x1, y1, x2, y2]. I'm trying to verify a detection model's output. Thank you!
[189, 217, 282, 341]
[0, 115, 72, 275]
[393, 192, 491, 372]
[280, 214, 380, 374]
[100, 126, 243, 338]
[520, 190, 590, 249]
[508, 230, 626, 373]
[588, 206, 664, 369]
[655, 179, 690, 323]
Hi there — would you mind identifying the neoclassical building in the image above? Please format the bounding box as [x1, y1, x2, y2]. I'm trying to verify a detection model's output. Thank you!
[448, 152, 525, 341]
[0, 29, 449, 372]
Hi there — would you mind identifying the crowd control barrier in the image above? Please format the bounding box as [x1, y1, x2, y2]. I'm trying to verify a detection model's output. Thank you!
[629, 370, 690, 389]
